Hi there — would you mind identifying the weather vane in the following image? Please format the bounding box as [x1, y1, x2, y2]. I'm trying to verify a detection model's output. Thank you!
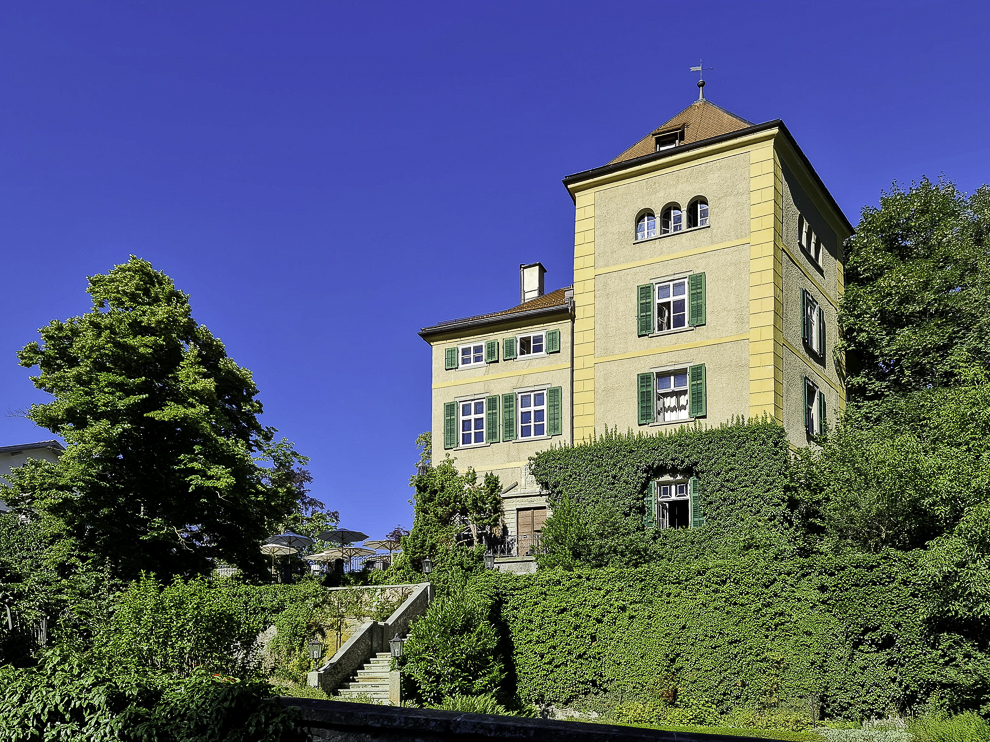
[690, 59, 714, 101]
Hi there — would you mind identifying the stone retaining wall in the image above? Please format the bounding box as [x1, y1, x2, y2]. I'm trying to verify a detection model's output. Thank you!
[284, 698, 773, 742]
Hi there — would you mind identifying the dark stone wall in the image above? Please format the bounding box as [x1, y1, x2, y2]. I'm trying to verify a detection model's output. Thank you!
[284, 698, 771, 742]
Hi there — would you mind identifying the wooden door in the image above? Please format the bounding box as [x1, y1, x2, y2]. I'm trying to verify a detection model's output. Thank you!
[517, 507, 547, 554]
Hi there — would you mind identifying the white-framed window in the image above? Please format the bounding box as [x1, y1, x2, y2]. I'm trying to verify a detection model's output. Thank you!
[656, 369, 690, 422]
[518, 390, 546, 439]
[656, 278, 688, 332]
[801, 289, 825, 358]
[459, 343, 484, 367]
[655, 131, 681, 150]
[687, 198, 709, 229]
[805, 294, 820, 352]
[517, 332, 545, 357]
[459, 398, 486, 446]
[657, 481, 690, 529]
[798, 215, 822, 265]
[809, 234, 822, 264]
[804, 377, 826, 436]
[661, 205, 683, 234]
[636, 211, 657, 241]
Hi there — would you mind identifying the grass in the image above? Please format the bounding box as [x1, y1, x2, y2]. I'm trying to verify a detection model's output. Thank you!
[592, 719, 824, 741]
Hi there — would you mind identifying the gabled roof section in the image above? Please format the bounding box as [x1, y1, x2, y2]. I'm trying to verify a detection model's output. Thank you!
[420, 287, 572, 339]
[0, 440, 64, 456]
[608, 99, 754, 165]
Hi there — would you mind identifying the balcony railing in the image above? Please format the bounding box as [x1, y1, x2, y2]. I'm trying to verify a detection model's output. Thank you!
[491, 533, 544, 559]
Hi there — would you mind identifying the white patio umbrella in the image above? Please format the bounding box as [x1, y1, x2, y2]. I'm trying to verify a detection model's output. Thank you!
[260, 542, 297, 579]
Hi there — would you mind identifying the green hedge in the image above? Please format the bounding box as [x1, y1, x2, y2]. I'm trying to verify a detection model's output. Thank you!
[494, 551, 974, 720]
[530, 420, 793, 568]
[0, 655, 300, 742]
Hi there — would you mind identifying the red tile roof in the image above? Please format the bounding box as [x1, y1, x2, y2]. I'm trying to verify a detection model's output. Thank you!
[608, 100, 754, 165]
[421, 287, 572, 336]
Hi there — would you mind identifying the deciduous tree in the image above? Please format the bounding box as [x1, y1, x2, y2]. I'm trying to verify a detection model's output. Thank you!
[840, 177, 990, 407]
[1, 257, 303, 580]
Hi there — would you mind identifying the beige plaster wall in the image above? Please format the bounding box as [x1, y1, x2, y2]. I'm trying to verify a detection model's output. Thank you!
[781, 256, 841, 387]
[777, 149, 850, 438]
[428, 316, 572, 506]
[592, 152, 750, 273]
[1, 448, 61, 482]
[594, 244, 751, 359]
[1, 447, 62, 511]
[593, 338, 750, 434]
[778, 159, 843, 301]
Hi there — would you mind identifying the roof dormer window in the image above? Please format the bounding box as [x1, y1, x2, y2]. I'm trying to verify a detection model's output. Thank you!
[654, 127, 684, 151]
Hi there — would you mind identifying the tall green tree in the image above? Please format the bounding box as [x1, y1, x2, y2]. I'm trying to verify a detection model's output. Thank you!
[840, 177, 990, 406]
[0, 257, 303, 580]
[394, 434, 502, 573]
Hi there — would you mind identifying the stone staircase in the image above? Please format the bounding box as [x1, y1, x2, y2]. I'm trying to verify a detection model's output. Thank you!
[335, 652, 392, 703]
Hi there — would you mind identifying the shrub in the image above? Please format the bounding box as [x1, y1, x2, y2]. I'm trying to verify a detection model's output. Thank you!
[430, 694, 511, 715]
[92, 574, 262, 677]
[0, 652, 301, 742]
[401, 590, 505, 705]
[909, 712, 990, 742]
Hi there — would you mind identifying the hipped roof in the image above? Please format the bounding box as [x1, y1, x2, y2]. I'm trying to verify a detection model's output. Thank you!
[608, 99, 754, 165]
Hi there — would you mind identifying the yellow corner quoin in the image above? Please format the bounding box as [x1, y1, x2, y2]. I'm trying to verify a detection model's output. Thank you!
[422, 96, 854, 517]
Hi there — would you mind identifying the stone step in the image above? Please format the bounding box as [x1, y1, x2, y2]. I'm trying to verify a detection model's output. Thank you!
[344, 682, 388, 691]
[337, 691, 389, 700]
[356, 671, 390, 679]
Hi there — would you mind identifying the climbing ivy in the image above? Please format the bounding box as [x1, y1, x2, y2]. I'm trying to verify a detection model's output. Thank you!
[531, 419, 793, 569]
[492, 550, 978, 720]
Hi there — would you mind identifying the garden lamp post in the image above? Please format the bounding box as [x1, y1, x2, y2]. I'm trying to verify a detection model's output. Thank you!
[421, 556, 432, 576]
[389, 634, 404, 659]
[484, 552, 495, 570]
[308, 636, 323, 670]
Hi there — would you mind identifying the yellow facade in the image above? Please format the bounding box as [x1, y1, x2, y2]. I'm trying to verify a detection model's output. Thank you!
[562, 126, 851, 444]
[420, 101, 853, 565]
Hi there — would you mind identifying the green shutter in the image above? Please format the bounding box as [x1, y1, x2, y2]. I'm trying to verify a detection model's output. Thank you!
[502, 393, 516, 441]
[817, 306, 826, 357]
[443, 402, 457, 449]
[547, 387, 563, 436]
[637, 284, 654, 337]
[803, 377, 811, 434]
[688, 272, 707, 326]
[689, 477, 705, 528]
[485, 339, 498, 364]
[818, 387, 827, 435]
[503, 337, 517, 360]
[637, 372, 654, 425]
[644, 479, 657, 528]
[800, 290, 809, 345]
[546, 329, 560, 354]
[688, 364, 707, 418]
[445, 347, 458, 370]
[486, 395, 500, 443]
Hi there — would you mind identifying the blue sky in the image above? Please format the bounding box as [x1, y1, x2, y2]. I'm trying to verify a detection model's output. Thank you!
[1, 1, 987, 540]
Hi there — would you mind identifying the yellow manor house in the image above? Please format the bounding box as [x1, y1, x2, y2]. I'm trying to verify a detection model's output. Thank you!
[419, 92, 852, 568]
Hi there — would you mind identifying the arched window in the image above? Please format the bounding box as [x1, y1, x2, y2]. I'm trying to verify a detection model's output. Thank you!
[636, 211, 656, 241]
[661, 205, 682, 234]
[687, 198, 709, 229]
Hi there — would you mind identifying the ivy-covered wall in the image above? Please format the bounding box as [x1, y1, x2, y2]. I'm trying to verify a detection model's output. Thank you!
[482, 421, 987, 719]
[530, 420, 793, 568]
[490, 551, 969, 720]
